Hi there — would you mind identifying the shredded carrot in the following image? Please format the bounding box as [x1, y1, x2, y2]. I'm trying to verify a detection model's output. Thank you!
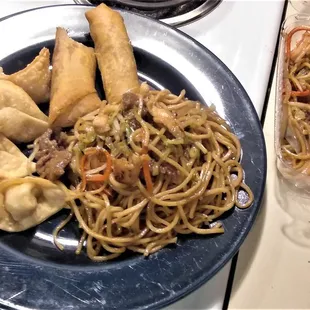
[285, 27, 310, 98]
[291, 90, 310, 97]
[84, 148, 101, 156]
[86, 149, 112, 182]
[142, 154, 153, 193]
[141, 145, 148, 155]
[79, 147, 113, 191]
[286, 26, 310, 59]
[86, 173, 110, 182]
[80, 154, 87, 191]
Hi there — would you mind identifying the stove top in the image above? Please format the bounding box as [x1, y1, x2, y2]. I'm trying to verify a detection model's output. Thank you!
[74, 0, 222, 26]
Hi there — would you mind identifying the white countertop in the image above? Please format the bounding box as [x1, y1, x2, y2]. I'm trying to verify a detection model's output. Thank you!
[182, 0, 284, 117]
[229, 3, 310, 309]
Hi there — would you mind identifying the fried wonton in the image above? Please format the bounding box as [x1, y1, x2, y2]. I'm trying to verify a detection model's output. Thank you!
[0, 177, 66, 232]
[0, 107, 48, 143]
[0, 80, 47, 121]
[0, 134, 36, 179]
[0, 48, 51, 104]
[0, 80, 48, 142]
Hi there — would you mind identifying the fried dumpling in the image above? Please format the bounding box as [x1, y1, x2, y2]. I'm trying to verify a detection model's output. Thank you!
[0, 177, 66, 232]
[0, 134, 36, 178]
[0, 107, 48, 143]
[0, 134, 25, 159]
[0, 48, 51, 104]
[0, 80, 48, 121]
[49, 28, 101, 128]
[0, 80, 48, 142]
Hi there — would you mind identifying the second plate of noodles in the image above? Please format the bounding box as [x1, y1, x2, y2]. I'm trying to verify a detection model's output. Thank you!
[277, 23, 310, 186]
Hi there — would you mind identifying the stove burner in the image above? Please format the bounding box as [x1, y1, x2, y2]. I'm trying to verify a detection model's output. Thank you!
[74, 0, 222, 26]
[109, 0, 191, 10]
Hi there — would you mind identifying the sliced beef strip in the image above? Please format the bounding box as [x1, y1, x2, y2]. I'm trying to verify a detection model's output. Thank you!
[35, 129, 72, 181]
[159, 162, 181, 184]
[149, 159, 181, 184]
[35, 129, 58, 158]
[122, 92, 140, 111]
[122, 92, 148, 131]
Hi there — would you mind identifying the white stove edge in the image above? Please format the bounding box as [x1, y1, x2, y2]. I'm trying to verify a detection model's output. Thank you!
[0, 1, 285, 310]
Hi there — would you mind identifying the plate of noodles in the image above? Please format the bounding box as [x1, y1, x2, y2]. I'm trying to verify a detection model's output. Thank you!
[0, 4, 266, 310]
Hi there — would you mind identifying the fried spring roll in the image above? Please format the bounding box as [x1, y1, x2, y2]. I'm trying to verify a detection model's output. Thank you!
[49, 28, 101, 128]
[85, 4, 140, 104]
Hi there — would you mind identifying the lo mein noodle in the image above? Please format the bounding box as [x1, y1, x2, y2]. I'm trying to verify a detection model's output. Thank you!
[32, 83, 254, 261]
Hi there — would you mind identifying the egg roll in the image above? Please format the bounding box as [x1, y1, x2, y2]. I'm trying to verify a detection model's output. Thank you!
[49, 27, 101, 128]
[0, 48, 51, 104]
[85, 4, 140, 104]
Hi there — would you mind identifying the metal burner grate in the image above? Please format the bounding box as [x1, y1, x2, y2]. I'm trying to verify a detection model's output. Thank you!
[105, 0, 192, 10]
[74, 0, 222, 26]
